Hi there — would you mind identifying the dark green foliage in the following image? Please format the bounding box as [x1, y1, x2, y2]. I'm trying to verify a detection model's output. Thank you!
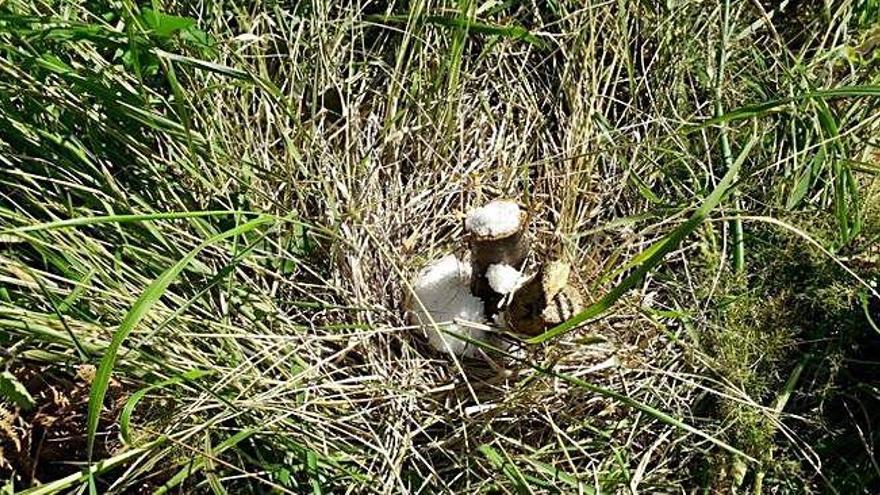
[690, 216, 880, 491]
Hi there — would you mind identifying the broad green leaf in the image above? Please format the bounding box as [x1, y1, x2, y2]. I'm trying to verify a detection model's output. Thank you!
[139, 9, 195, 39]
[0, 371, 35, 410]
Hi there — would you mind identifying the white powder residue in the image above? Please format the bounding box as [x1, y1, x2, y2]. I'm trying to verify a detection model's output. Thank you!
[411, 255, 486, 357]
[486, 263, 522, 294]
[464, 200, 521, 237]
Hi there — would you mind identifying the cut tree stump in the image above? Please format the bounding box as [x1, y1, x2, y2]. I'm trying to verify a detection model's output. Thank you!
[504, 260, 585, 337]
[465, 200, 530, 319]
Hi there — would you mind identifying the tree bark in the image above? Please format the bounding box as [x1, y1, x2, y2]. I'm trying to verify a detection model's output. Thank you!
[503, 261, 585, 337]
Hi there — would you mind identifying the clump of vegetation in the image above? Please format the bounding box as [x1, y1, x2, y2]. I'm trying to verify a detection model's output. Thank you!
[1, 0, 878, 492]
[687, 218, 880, 491]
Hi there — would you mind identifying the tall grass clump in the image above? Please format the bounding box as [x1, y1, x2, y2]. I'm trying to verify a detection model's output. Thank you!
[1, 0, 879, 493]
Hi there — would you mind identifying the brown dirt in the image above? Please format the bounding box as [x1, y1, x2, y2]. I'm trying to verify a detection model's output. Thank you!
[0, 362, 127, 490]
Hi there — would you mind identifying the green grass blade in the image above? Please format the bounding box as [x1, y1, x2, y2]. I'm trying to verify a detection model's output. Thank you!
[526, 459, 587, 491]
[154, 49, 251, 80]
[863, 294, 880, 336]
[367, 14, 545, 47]
[18, 439, 165, 495]
[24, 263, 90, 360]
[527, 134, 757, 344]
[307, 449, 323, 495]
[0, 210, 252, 236]
[690, 85, 880, 131]
[436, 329, 755, 462]
[120, 369, 213, 445]
[154, 429, 256, 495]
[86, 215, 274, 461]
[529, 360, 757, 463]
[478, 444, 533, 494]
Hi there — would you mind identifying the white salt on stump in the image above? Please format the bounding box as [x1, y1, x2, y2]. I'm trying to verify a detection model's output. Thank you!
[409, 255, 487, 357]
[464, 200, 523, 238]
[486, 263, 523, 294]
